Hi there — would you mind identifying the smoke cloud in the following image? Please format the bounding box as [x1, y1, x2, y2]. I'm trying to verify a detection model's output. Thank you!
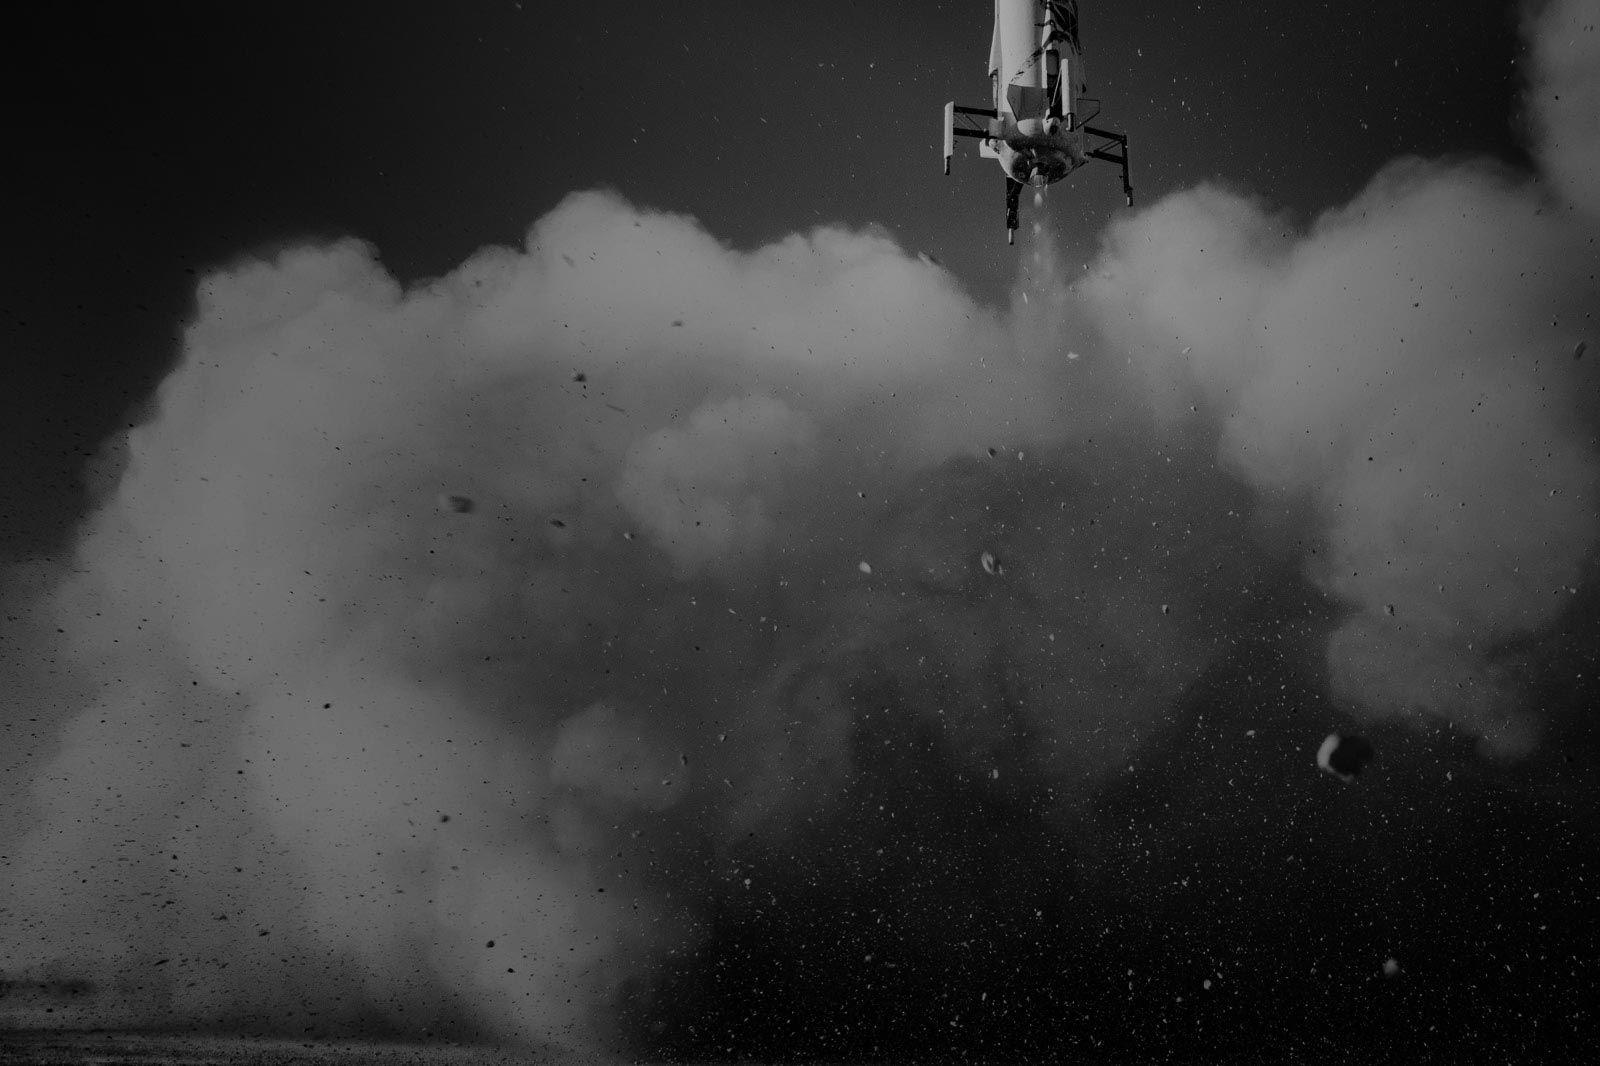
[2, 0, 1597, 1056]
[1528, 0, 1600, 217]
[1084, 160, 1599, 753]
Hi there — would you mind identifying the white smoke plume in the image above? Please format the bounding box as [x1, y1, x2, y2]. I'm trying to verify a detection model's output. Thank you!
[0, 194, 1219, 1050]
[2, 0, 1597, 1054]
[1083, 160, 1598, 754]
[1528, 0, 1600, 217]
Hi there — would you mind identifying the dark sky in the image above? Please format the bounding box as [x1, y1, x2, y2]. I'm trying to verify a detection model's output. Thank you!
[3, 0, 1529, 554]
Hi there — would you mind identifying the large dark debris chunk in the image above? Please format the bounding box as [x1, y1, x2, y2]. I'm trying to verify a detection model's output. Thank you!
[1317, 733, 1375, 781]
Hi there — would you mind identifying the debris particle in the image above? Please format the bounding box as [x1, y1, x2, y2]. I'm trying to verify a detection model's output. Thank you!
[1383, 957, 1401, 978]
[1181, 346, 1192, 355]
[1245, 729, 1256, 737]
[980, 551, 1003, 576]
[990, 767, 1000, 780]
[1384, 603, 1395, 616]
[858, 561, 873, 575]
[1161, 603, 1171, 615]
[572, 371, 587, 383]
[549, 517, 567, 529]
[438, 493, 474, 514]
[1066, 350, 1081, 360]
[671, 318, 684, 327]
[561, 254, 576, 268]
[1575, 339, 1587, 360]
[1316, 733, 1375, 781]
[987, 446, 998, 457]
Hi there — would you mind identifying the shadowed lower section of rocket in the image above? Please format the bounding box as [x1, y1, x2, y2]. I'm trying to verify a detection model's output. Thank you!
[943, 0, 1131, 243]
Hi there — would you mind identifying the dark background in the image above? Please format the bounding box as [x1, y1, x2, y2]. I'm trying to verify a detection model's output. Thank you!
[3, 0, 1529, 555]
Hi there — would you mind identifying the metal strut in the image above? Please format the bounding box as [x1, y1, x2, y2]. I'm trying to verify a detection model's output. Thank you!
[944, 103, 997, 175]
[1084, 124, 1133, 206]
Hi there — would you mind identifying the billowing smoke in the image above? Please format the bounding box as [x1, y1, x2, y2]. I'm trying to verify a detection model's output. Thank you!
[1528, 0, 1600, 217]
[2, 0, 1597, 1056]
[1084, 160, 1599, 754]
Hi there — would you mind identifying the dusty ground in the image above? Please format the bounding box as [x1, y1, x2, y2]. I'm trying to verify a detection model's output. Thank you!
[0, 1031, 597, 1065]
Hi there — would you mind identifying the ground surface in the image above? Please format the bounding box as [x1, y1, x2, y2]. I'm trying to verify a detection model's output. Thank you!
[0, 1032, 585, 1066]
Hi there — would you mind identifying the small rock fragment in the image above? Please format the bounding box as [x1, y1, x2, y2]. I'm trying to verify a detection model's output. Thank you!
[438, 493, 474, 514]
[1574, 340, 1587, 361]
[1316, 733, 1375, 781]
[858, 561, 873, 575]
[980, 551, 1003, 576]
[1382, 957, 1400, 978]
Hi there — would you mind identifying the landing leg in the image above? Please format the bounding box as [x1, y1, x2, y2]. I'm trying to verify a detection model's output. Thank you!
[1085, 126, 1134, 208]
[1005, 178, 1022, 245]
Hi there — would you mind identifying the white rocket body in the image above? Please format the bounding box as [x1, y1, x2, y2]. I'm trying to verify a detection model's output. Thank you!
[941, 0, 1130, 239]
[982, 0, 1087, 187]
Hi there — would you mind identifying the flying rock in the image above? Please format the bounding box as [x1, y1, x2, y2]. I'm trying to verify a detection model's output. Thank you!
[1316, 733, 1375, 781]
[438, 493, 474, 514]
